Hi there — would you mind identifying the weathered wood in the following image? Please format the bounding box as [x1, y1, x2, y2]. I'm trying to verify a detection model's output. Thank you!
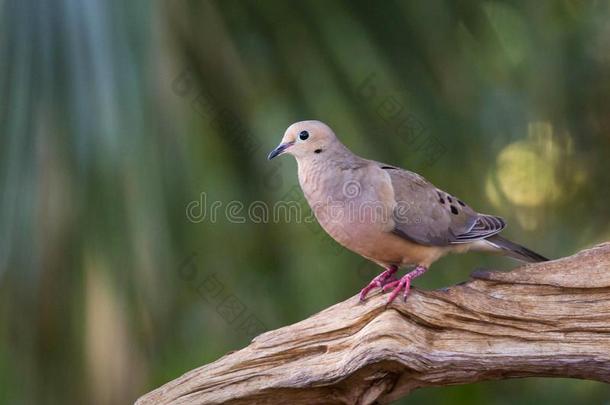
[137, 243, 610, 404]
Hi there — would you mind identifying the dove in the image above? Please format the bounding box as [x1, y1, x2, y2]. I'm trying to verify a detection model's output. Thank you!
[267, 120, 548, 303]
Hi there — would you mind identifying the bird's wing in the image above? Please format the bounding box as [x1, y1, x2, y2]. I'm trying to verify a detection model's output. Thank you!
[380, 165, 505, 246]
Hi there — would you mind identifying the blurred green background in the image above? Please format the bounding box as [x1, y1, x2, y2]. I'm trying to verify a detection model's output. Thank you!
[2, 0, 610, 404]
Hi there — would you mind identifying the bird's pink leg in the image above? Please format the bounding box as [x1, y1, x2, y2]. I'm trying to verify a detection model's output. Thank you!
[359, 265, 398, 302]
[383, 265, 428, 303]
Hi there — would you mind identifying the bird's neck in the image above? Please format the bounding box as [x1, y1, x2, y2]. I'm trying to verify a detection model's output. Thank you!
[296, 141, 355, 167]
[295, 143, 365, 203]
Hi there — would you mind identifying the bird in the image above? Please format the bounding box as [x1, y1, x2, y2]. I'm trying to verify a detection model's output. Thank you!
[267, 120, 548, 303]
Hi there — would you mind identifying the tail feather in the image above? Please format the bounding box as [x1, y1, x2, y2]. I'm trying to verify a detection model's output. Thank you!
[485, 235, 549, 263]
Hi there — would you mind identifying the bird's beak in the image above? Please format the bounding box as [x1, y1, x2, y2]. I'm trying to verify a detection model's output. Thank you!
[267, 141, 294, 160]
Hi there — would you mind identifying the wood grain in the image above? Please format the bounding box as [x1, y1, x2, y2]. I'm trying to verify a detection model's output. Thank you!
[137, 243, 610, 404]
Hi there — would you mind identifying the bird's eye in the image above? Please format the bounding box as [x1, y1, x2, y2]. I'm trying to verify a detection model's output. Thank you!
[299, 130, 309, 140]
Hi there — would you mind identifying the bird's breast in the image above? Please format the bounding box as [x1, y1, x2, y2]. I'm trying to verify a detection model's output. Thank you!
[298, 163, 394, 250]
[295, 160, 448, 267]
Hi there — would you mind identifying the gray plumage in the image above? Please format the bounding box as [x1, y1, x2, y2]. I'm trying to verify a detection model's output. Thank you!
[268, 120, 548, 302]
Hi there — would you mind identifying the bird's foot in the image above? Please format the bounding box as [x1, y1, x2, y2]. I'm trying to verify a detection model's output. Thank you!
[383, 265, 428, 303]
[359, 265, 398, 301]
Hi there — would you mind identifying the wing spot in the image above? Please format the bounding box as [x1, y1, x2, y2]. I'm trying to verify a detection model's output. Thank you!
[439, 198, 445, 204]
[447, 196, 453, 203]
[450, 205, 459, 215]
[458, 200, 465, 206]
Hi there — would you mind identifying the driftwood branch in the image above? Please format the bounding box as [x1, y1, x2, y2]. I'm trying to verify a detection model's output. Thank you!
[137, 243, 610, 404]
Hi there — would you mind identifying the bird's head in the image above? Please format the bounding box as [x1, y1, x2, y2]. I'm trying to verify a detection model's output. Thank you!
[267, 120, 339, 160]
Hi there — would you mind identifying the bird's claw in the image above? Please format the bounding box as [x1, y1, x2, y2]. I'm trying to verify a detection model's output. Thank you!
[384, 265, 428, 304]
[385, 275, 412, 303]
[359, 266, 398, 301]
[360, 265, 428, 303]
